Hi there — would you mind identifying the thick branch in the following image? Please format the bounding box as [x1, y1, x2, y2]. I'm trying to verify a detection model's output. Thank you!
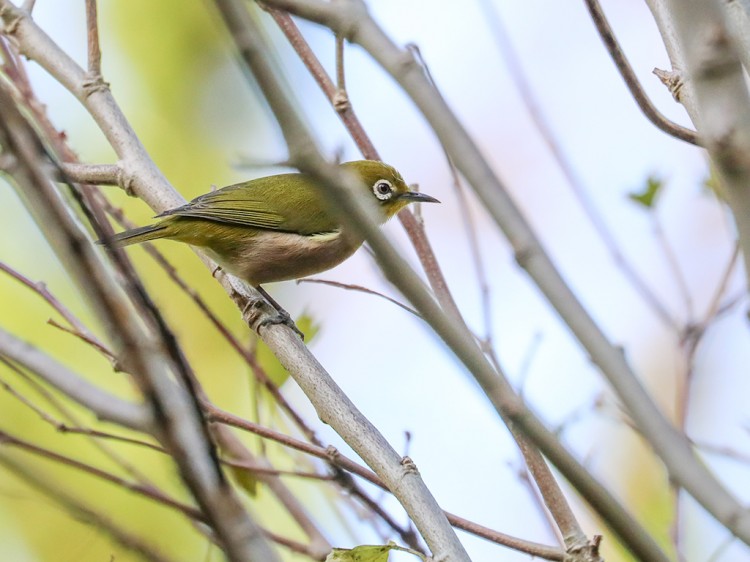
[214, 2, 471, 560]
[583, 0, 699, 145]
[666, 0, 750, 292]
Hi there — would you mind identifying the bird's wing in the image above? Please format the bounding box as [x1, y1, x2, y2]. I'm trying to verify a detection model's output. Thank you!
[158, 174, 339, 235]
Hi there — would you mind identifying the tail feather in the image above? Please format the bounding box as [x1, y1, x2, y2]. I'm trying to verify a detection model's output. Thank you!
[97, 224, 168, 247]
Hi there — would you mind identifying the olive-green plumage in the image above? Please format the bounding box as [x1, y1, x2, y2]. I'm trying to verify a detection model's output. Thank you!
[104, 160, 438, 286]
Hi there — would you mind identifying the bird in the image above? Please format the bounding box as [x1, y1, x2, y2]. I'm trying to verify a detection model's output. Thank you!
[101, 160, 438, 333]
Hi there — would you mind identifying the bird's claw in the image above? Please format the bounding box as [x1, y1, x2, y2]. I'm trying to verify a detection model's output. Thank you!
[242, 297, 304, 340]
[257, 309, 305, 340]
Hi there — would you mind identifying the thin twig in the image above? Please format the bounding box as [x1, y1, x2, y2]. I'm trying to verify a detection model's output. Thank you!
[407, 43, 495, 347]
[297, 277, 420, 316]
[651, 213, 693, 320]
[85, 0, 102, 76]
[47, 319, 119, 366]
[221, 459, 334, 481]
[59, 162, 121, 185]
[335, 34, 345, 92]
[0, 328, 149, 430]
[265, 9, 466, 324]
[0, 429, 206, 520]
[0, 431, 321, 558]
[265, 8, 377, 156]
[208, 404, 566, 561]
[404, 40, 583, 550]
[0, 261, 109, 353]
[0, 369, 67, 427]
[477, 0, 680, 331]
[582, 0, 699, 145]
[702, 242, 741, 324]
[0, 357, 156, 484]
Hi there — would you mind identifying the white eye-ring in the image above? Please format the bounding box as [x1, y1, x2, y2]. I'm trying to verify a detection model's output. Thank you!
[372, 179, 394, 201]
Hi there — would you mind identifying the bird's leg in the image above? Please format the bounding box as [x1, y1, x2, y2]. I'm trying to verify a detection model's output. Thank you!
[247, 285, 304, 340]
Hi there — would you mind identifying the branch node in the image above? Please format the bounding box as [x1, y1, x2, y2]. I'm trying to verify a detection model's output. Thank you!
[331, 0, 366, 43]
[399, 456, 419, 477]
[325, 445, 341, 463]
[653, 67, 685, 103]
[394, 47, 421, 76]
[332, 89, 350, 113]
[118, 166, 137, 197]
[565, 534, 603, 562]
[513, 246, 534, 269]
[0, 7, 23, 37]
[81, 73, 110, 98]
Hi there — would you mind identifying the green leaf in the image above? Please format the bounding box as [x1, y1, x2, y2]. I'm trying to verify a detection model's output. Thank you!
[256, 313, 319, 387]
[326, 545, 392, 562]
[628, 176, 664, 209]
[325, 542, 427, 562]
[228, 462, 259, 497]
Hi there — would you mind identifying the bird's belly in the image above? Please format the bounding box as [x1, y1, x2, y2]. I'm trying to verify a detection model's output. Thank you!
[205, 229, 361, 286]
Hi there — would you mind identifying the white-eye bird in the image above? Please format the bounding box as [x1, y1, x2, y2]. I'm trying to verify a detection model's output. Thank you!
[104, 160, 439, 287]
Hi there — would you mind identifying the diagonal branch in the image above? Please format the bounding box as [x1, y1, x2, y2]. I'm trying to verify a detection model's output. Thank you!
[214, 2, 472, 560]
[665, 0, 750, 293]
[0, 328, 149, 430]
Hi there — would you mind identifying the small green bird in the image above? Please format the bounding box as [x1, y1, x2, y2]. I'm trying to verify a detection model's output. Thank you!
[104, 160, 438, 287]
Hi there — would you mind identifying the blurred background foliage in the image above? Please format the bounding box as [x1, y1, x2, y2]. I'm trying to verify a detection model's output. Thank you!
[0, 2, 306, 560]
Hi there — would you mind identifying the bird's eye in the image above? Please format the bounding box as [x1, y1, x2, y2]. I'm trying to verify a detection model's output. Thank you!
[372, 179, 393, 201]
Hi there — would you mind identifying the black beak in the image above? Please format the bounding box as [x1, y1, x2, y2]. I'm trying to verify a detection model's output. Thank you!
[398, 191, 440, 204]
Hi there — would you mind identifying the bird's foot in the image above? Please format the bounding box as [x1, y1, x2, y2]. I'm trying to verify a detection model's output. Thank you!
[258, 308, 305, 340]
[242, 292, 304, 340]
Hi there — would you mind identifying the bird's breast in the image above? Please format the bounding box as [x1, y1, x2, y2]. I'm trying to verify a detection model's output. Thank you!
[206, 227, 363, 286]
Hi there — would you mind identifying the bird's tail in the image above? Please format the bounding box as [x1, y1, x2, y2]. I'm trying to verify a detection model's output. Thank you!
[97, 224, 167, 247]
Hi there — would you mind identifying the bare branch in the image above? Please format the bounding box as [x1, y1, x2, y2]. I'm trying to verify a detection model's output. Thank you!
[477, 0, 680, 330]
[0, 22, 279, 558]
[59, 162, 121, 185]
[0, 260, 114, 362]
[583, 0, 699, 145]
[209, 405, 566, 561]
[85, 0, 102, 77]
[213, 5, 472, 559]
[666, 0, 750, 293]
[0, 328, 149, 430]
[297, 277, 420, 317]
[0, 430, 205, 521]
[265, 9, 466, 325]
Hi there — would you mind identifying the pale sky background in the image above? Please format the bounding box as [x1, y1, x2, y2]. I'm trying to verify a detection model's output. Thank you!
[1, 1, 748, 561]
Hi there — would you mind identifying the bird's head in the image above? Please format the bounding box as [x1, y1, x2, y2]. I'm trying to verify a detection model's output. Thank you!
[343, 160, 439, 220]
